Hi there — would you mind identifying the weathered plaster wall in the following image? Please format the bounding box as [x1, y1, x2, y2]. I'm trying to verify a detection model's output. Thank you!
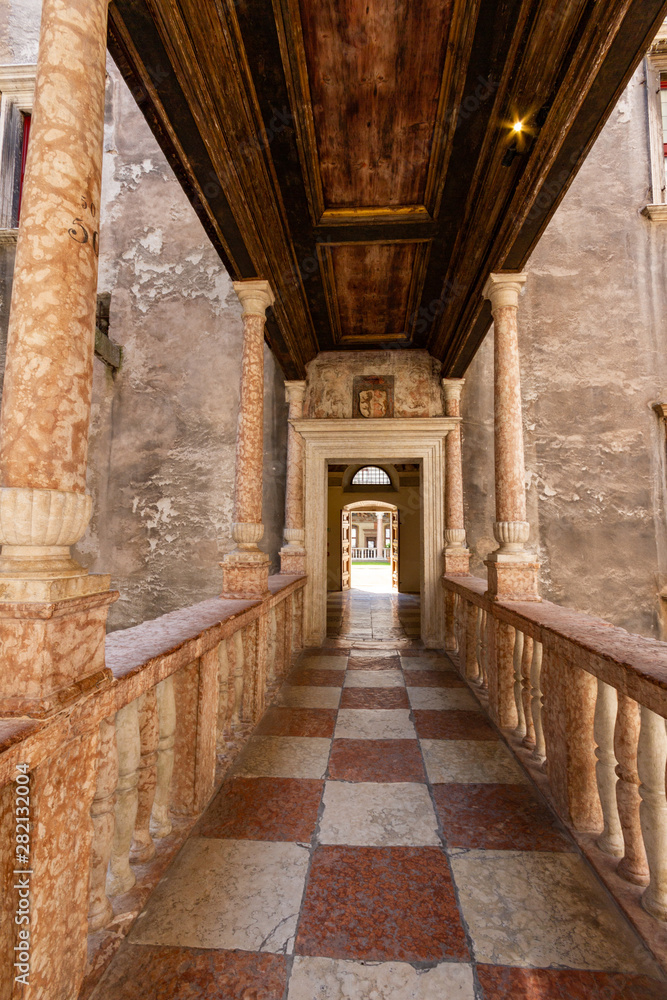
[81, 60, 287, 630]
[0, 0, 37, 384]
[462, 64, 667, 638]
[0, 0, 41, 62]
[305, 349, 443, 418]
[0, 9, 287, 630]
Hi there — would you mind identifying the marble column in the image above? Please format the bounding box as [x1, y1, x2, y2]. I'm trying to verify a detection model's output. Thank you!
[483, 272, 540, 602]
[279, 380, 306, 575]
[442, 378, 470, 575]
[376, 512, 384, 554]
[0, 0, 115, 716]
[221, 279, 275, 599]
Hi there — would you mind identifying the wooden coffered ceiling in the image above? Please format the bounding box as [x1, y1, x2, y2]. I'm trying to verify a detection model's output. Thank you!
[108, 0, 667, 379]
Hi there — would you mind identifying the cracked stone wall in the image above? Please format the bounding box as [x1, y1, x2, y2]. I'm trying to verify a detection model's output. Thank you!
[0, 8, 287, 630]
[462, 64, 667, 639]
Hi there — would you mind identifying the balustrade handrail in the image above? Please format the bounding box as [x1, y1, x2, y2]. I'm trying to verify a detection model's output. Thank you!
[443, 574, 667, 719]
[106, 574, 306, 710]
[444, 571, 667, 950]
[0, 572, 307, 1000]
[0, 575, 307, 790]
[351, 548, 390, 560]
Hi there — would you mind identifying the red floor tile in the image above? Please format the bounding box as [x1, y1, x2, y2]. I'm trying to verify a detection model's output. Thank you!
[96, 945, 287, 999]
[477, 965, 667, 999]
[296, 846, 469, 962]
[403, 670, 466, 688]
[255, 707, 337, 738]
[413, 710, 497, 740]
[433, 783, 571, 851]
[328, 739, 425, 782]
[196, 777, 323, 841]
[289, 669, 345, 687]
[348, 655, 401, 670]
[340, 687, 410, 709]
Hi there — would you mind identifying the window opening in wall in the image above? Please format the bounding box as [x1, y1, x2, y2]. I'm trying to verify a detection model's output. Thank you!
[661, 73, 667, 188]
[351, 466, 391, 486]
[17, 112, 30, 222]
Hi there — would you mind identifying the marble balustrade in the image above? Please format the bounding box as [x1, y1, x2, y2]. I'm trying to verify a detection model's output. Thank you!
[0, 573, 305, 997]
[443, 573, 667, 947]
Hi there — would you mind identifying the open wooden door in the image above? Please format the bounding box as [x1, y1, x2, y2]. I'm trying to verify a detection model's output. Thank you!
[391, 511, 399, 591]
[341, 509, 351, 590]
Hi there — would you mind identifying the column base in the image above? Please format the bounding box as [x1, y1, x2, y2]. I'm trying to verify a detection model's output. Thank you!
[221, 548, 270, 600]
[279, 547, 306, 575]
[444, 548, 470, 576]
[484, 557, 541, 602]
[0, 580, 117, 717]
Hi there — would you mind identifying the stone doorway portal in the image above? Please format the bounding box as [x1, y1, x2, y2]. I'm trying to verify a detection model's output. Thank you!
[292, 417, 457, 648]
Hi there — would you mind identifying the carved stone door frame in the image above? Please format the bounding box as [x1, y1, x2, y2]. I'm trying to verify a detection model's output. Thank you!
[292, 417, 458, 648]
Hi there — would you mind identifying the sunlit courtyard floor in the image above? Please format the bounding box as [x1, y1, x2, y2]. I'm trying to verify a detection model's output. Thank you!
[349, 561, 394, 593]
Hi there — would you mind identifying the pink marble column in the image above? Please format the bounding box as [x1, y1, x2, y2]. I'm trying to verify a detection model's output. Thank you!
[0, 0, 115, 715]
[483, 272, 540, 601]
[221, 279, 275, 599]
[376, 512, 384, 555]
[279, 380, 306, 575]
[442, 378, 470, 575]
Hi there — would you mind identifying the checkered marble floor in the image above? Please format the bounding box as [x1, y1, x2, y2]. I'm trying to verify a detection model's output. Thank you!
[327, 589, 421, 643]
[93, 646, 666, 999]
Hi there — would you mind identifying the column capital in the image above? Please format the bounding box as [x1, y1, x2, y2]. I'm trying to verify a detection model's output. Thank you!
[441, 378, 465, 403]
[483, 272, 527, 310]
[284, 380, 307, 406]
[233, 279, 275, 318]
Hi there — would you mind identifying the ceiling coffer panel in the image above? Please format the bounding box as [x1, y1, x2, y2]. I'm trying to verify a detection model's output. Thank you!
[108, 0, 667, 376]
[297, 0, 453, 212]
[319, 240, 431, 343]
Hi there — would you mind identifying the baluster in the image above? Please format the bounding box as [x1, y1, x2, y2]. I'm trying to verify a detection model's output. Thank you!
[489, 619, 517, 730]
[254, 612, 269, 719]
[242, 622, 259, 722]
[529, 641, 546, 764]
[292, 588, 303, 651]
[130, 689, 159, 863]
[454, 594, 464, 659]
[594, 680, 623, 857]
[464, 601, 479, 681]
[475, 607, 484, 685]
[232, 629, 245, 725]
[107, 700, 140, 895]
[267, 607, 278, 682]
[521, 636, 535, 748]
[445, 590, 457, 651]
[217, 639, 230, 745]
[513, 629, 526, 739]
[479, 610, 489, 690]
[614, 694, 649, 885]
[88, 716, 117, 931]
[638, 707, 667, 920]
[151, 676, 176, 839]
[282, 597, 293, 677]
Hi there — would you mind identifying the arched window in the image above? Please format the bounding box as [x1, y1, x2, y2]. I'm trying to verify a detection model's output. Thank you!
[351, 466, 391, 486]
